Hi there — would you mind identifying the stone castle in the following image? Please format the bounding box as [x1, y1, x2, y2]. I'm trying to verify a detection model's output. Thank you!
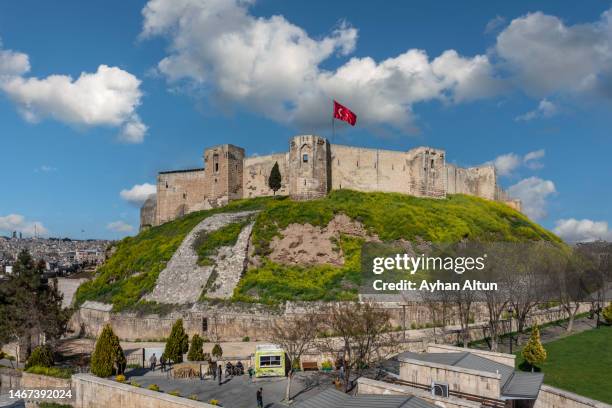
[140, 135, 520, 229]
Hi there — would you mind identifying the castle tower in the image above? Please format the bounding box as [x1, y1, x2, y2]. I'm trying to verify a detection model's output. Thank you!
[288, 135, 330, 200]
[203, 144, 245, 206]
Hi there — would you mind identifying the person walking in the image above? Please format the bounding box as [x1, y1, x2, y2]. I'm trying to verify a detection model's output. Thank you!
[339, 363, 345, 381]
[149, 353, 157, 371]
[212, 363, 217, 380]
[217, 364, 222, 386]
[160, 354, 166, 372]
[248, 365, 254, 380]
[256, 387, 263, 408]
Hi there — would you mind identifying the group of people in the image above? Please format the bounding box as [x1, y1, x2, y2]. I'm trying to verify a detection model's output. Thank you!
[147, 352, 264, 407]
[148, 353, 171, 372]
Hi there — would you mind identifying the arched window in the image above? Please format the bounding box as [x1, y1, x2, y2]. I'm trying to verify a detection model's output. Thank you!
[303, 154, 309, 163]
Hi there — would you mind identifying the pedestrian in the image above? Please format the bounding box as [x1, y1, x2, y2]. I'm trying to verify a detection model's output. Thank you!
[256, 387, 263, 408]
[149, 353, 157, 371]
[248, 366, 254, 380]
[160, 354, 166, 372]
[217, 364, 222, 386]
[212, 363, 217, 380]
[339, 364, 345, 381]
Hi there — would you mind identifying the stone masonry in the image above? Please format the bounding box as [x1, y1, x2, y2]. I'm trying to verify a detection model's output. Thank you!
[144, 211, 257, 304]
[141, 135, 521, 229]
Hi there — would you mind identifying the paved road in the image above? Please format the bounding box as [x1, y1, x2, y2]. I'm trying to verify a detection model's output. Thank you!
[126, 369, 338, 408]
[0, 394, 24, 408]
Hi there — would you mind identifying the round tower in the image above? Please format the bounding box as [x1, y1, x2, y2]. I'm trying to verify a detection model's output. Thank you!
[288, 135, 330, 200]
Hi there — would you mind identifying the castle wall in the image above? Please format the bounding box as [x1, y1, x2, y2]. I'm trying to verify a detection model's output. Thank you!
[243, 153, 289, 198]
[329, 145, 446, 198]
[202, 144, 245, 204]
[446, 164, 497, 200]
[156, 169, 207, 225]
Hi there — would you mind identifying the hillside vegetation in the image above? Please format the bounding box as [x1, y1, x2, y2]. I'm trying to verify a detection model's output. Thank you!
[75, 190, 561, 310]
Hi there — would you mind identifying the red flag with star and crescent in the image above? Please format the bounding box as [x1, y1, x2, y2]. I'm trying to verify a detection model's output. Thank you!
[333, 100, 357, 126]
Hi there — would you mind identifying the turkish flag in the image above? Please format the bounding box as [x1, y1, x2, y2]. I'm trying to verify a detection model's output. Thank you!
[333, 100, 357, 126]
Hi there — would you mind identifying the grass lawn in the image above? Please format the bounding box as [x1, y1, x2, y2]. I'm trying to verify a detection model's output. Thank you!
[516, 325, 612, 404]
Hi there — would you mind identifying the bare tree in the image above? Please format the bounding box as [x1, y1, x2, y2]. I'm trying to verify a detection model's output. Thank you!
[271, 309, 321, 402]
[319, 301, 397, 392]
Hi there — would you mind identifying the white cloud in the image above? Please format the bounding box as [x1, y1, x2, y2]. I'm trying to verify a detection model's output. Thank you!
[0, 214, 48, 236]
[496, 10, 612, 98]
[485, 16, 506, 34]
[0, 40, 30, 77]
[491, 153, 521, 176]
[554, 218, 612, 242]
[120, 183, 156, 205]
[488, 149, 545, 176]
[34, 165, 58, 173]
[141, 0, 502, 132]
[523, 149, 545, 169]
[507, 177, 556, 220]
[515, 99, 557, 121]
[0, 61, 147, 143]
[106, 220, 134, 233]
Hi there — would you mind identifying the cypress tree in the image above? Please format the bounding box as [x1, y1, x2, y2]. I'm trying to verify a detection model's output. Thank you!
[268, 162, 282, 195]
[164, 319, 189, 363]
[25, 345, 54, 369]
[187, 334, 206, 361]
[522, 324, 547, 371]
[91, 324, 125, 377]
[211, 343, 223, 360]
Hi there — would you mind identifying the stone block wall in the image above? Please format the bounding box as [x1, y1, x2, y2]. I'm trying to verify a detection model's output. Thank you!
[156, 169, 207, 225]
[446, 164, 498, 200]
[243, 153, 289, 198]
[399, 358, 502, 400]
[535, 385, 612, 408]
[288, 135, 330, 200]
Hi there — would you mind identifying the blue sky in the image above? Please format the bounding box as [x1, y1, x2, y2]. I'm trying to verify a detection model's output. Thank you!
[0, 0, 610, 241]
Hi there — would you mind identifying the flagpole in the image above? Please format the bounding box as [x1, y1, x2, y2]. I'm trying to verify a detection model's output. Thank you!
[331, 99, 335, 144]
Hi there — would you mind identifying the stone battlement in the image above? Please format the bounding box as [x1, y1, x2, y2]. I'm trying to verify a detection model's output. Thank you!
[140, 135, 520, 229]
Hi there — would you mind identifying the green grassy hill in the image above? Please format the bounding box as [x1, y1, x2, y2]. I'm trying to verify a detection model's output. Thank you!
[75, 190, 561, 311]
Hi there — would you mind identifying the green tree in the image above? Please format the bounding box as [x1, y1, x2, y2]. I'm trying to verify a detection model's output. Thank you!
[187, 334, 206, 361]
[25, 345, 54, 369]
[164, 319, 189, 363]
[268, 161, 282, 195]
[522, 324, 547, 371]
[603, 302, 612, 324]
[211, 343, 223, 360]
[91, 324, 126, 377]
[0, 250, 70, 363]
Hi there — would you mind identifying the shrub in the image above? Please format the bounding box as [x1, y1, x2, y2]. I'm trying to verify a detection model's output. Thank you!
[91, 324, 126, 377]
[26, 345, 54, 369]
[522, 324, 547, 370]
[148, 384, 160, 392]
[187, 334, 206, 361]
[115, 374, 126, 383]
[321, 360, 333, 370]
[189, 395, 199, 401]
[168, 390, 181, 397]
[209, 399, 219, 406]
[242, 336, 250, 342]
[603, 302, 612, 324]
[211, 343, 223, 359]
[130, 380, 141, 387]
[25, 366, 73, 379]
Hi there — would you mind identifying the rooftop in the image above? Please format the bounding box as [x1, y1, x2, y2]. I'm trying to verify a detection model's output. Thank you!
[292, 389, 436, 408]
[396, 351, 544, 400]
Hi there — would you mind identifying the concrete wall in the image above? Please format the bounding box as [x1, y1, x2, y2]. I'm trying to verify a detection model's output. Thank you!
[535, 385, 612, 408]
[399, 358, 502, 400]
[243, 153, 289, 198]
[425, 344, 516, 367]
[0, 368, 21, 393]
[357, 377, 480, 408]
[72, 374, 217, 408]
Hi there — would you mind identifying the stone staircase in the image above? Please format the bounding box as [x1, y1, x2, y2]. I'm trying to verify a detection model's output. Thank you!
[144, 211, 257, 304]
[204, 221, 254, 299]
